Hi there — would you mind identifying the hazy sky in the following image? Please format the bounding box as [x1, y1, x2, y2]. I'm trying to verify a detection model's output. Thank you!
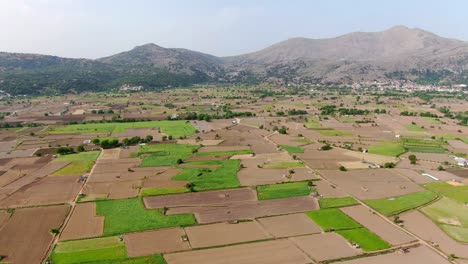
[0, 0, 467, 58]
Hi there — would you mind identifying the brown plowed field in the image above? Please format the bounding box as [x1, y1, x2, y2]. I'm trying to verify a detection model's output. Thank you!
[184, 221, 271, 248]
[60, 203, 103, 241]
[164, 239, 311, 264]
[238, 167, 317, 186]
[400, 210, 468, 258]
[144, 188, 257, 208]
[0, 210, 10, 228]
[340, 205, 415, 245]
[289, 232, 362, 261]
[82, 180, 141, 200]
[124, 228, 190, 257]
[338, 245, 450, 264]
[0, 175, 81, 208]
[257, 213, 321, 238]
[313, 180, 348, 197]
[167, 196, 319, 224]
[319, 169, 424, 200]
[0, 205, 69, 264]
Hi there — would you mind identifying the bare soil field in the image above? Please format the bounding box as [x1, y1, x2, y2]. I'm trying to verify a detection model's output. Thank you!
[289, 232, 362, 262]
[400, 210, 468, 258]
[447, 140, 468, 151]
[257, 213, 321, 238]
[0, 175, 82, 208]
[198, 145, 250, 153]
[343, 150, 398, 165]
[99, 148, 121, 160]
[422, 170, 464, 182]
[319, 169, 424, 200]
[144, 188, 257, 208]
[393, 168, 433, 184]
[60, 202, 104, 241]
[82, 180, 141, 200]
[167, 196, 318, 224]
[199, 126, 278, 154]
[124, 228, 190, 257]
[185, 221, 271, 248]
[298, 146, 358, 169]
[119, 146, 138, 158]
[0, 205, 69, 264]
[448, 169, 468, 178]
[237, 167, 316, 186]
[164, 239, 311, 264]
[0, 140, 16, 152]
[338, 245, 450, 264]
[0, 148, 37, 159]
[314, 180, 349, 197]
[0, 210, 10, 229]
[91, 158, 140, 174]
[340, 205, 415, 245]
[0, 170, 23, 187]
[268, 134, 310, 147]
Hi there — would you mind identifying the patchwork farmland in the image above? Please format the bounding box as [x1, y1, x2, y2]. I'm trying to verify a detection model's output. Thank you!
[0, 87, 465, 264]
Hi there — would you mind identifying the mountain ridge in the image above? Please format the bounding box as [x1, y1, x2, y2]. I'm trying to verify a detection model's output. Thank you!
[1, 25, 467, 95]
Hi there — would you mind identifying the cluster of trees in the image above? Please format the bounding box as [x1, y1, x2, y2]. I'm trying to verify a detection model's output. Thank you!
[273, 126, 288, 134]
[276, 109, 308, 116]
[320, 105, 373, 116]
[91, 109, 114, 114]
[440, 106, 467, 126]
[182, 110, 254, 122]
[400, 111, 418, 116]
[408, 154, 417, 165]
[91, 135, 153, 149]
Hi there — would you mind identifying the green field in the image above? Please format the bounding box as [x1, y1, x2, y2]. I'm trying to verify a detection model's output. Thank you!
[402, 138, 447, 153]
[53, 151, 100, 175]
[421, 197, 468, 242]
[140, 187, 189, 197]
[365, 190, 438, 216]
[305, 209, 361, 231]
[194, 149, 252, 157]
[319, 197, 359, 209]
[437, 134, 468, 144]
[405, 124, 425, 132]
[256, 182, 312, 200]
[423, 182, 468, 203]
[368, 142, 406, 157]
[137, 144, 199, 167]
[172, 160, 240, 191]
[422, 117, 442, 124]
[45, 120, 196, 138]
[336, 228, 390, 251]
[263, 161, 305, 169]
[317, 128, 352, 137]
[96, 198, 195, 235]
[279, 145, 304, 153]
[50, 237, 166, 264]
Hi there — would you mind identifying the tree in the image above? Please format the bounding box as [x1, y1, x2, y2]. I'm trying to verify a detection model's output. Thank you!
[321, 144, 332, 151]
[91, 138, 100, 145]
[162, 135, 168, 141]
[339, 166, 347, 171]
[57, 147, 74, 155]
[176, 158, 183, 165]
[408, 154, 417, 165]
[145, 135, 153, 143]
[384, 162, 396, 168]
[77, 145, 85, 152]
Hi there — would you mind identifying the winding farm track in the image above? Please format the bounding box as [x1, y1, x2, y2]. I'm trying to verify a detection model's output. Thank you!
[41, 149, 104, 263]
[263, 132, 454, 263]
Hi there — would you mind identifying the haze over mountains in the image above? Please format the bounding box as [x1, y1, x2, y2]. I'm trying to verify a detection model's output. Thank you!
[1, 25, 467, 95]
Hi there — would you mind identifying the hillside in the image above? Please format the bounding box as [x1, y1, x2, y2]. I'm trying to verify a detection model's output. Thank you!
[0, 25, 467, 95]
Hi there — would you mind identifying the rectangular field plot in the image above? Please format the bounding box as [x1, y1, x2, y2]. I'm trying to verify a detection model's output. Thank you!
[256, 181, 313, 200]
[60, 203, 104, 241]
[45, 120, 196, 138]
[340, 205, 415, 245]
[365, 190, 438, 216]
[96, 198, 195, 235]
[124, 228, 190, 257]
[290, 233, 362, 261]
[319, 197, 358, 208]
[368, 142, 406, 157]
[164, 239, 311, 264]
[53, 151, 100, 175]
[336, 228, 390, 251]
[257, 213, 321, 238]
[137, 144, 199, 167]
[306, 208, 361, 231]
[184, 221, 271, 248]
